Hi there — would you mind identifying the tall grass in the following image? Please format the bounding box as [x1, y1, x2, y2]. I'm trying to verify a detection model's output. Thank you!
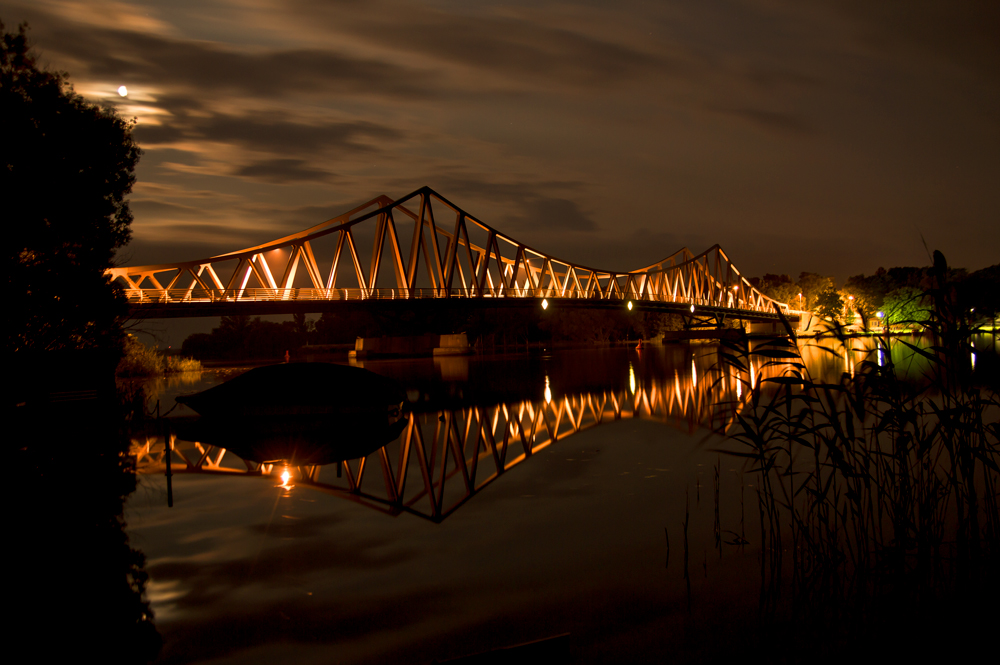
[117, 334, 203, 377]
[718, 252, 999, 621]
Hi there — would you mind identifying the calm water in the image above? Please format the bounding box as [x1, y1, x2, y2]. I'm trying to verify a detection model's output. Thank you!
[125, 334, 996, 664]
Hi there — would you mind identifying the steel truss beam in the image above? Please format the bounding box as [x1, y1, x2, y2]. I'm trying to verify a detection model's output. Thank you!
[108, 187, 790, 318]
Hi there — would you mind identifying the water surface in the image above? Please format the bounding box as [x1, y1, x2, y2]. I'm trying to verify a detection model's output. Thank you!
[125, 335, 996, 663]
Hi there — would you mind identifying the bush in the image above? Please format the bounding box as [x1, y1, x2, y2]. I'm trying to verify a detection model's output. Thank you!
[117, 335, 201, 377]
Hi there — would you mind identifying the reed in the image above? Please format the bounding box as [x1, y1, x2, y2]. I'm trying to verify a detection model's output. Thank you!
[116, 334, 203, 377]
[718, 251, 999, 624]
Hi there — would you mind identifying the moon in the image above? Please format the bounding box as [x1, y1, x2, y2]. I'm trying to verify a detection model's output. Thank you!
[118, 85, 128, 97]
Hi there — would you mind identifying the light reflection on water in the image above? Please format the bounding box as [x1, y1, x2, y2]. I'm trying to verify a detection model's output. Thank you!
[125, 335, 996, 663]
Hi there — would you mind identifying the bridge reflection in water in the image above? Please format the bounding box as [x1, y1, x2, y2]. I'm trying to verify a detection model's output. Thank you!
[132, 349, 772, 522]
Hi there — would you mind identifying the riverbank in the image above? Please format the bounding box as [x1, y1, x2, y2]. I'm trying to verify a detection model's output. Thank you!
[117, 335, 203, 378]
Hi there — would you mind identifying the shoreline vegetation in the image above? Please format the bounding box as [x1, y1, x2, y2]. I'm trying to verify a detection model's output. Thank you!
[715, 251, 998, 655]
[117, 334, 202, 377]
[751, 262, 998, 328]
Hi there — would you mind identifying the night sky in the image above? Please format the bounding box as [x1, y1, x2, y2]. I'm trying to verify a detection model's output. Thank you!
[6, 1, 998, 280]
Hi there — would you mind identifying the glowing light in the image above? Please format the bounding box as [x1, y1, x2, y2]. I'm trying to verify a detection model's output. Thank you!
[278, 466, 294, 491]
[118, 85, 128, 97]
[627, 301, 633, 311]
[541, 299, 548, 310]
[690, 304, 695, 313]
[971, 352, 976, 371]
[629, 363, 636, 394]
[544, 375, 552, 403]
[876, 311, 884, 319]
[691, 358, 697, 387]
[736, 375, 742, 399]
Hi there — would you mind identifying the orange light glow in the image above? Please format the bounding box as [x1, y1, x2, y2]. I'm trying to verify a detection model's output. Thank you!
[278, 466, 294, 490]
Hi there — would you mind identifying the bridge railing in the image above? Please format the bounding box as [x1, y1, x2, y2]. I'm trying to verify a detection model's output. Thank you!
[122, 287, 785, 313]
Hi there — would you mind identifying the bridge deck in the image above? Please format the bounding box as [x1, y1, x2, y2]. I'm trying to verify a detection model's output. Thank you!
[125, 289, 793, 322]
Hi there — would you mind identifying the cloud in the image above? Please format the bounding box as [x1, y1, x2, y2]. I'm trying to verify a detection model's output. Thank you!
[235, 158, 336, 183]
[10, 0, 997, 285]
[129, 199, 205, 220]
[709, 106, 815, 136]
[405, 175, 597, 233]
[429, 175, 586, 203]
[824, 0, 1000, 83]
[15, 0, 177, 35]
[132, 109, 402, 183]
[199, 114, 400, 154]
[271, 201, 363, 227]
[132, 222, 264, 246]
[287, 0, 678, 90]
[131, 123, 186, 146]
[19, 6, 435, 98]
[502, 197, 596, 232]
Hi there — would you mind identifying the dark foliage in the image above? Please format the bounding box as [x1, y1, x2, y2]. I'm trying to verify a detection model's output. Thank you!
[12, 353, 162, 662]
[4, 21, 140, 354]
[719, 251, 999, 626]
[813, 286, 843, 320]
[844, 262, 998, 324]
[6, 22, 158, 661]
[748, 272, 835, 313]
[749, 273, 800, 305]
[183, 315, 309, 360]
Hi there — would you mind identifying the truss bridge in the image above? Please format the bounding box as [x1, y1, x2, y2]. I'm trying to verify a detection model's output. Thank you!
[131, 351, 769, 522]
[109, 187, 791, 322]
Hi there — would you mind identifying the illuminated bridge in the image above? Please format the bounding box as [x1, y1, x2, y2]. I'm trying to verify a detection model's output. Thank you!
[109, 187, 792, 323]
[131, 351, 767, 522]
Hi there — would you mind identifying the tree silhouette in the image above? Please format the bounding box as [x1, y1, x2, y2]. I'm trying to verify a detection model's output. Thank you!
[814, 287, 844, 322]
[4, 21, 140, 355]
[7, 25, 159, 659]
